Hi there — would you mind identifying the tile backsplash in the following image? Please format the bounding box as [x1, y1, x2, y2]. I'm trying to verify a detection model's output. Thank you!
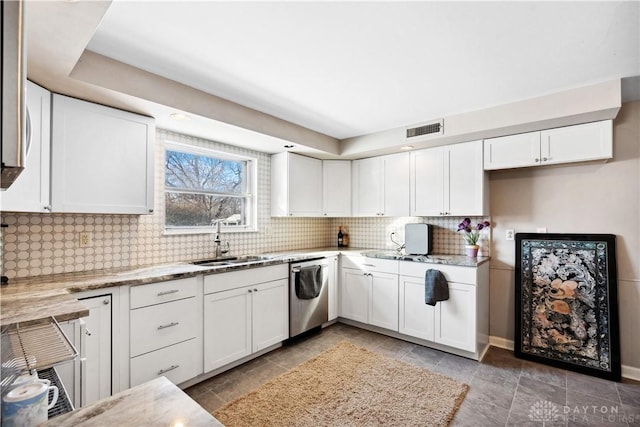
[0, 129, 490, 280]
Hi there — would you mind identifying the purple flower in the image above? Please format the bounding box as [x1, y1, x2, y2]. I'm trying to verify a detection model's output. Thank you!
[456, 218, 491, 244]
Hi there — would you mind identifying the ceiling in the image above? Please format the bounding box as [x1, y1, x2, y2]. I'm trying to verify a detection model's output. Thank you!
[26, 1, 640, 156]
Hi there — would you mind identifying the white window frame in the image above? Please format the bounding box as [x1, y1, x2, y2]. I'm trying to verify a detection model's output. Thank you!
[163, 141, 258, 234]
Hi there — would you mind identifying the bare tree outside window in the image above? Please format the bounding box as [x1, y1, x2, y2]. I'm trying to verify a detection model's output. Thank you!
[164, 144, 255, 230]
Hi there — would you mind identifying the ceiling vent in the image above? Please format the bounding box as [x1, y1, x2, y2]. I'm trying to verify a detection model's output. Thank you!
[406, 119, 444, 140]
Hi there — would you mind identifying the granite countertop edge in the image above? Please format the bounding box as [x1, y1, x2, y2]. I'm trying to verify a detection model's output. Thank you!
[0, 247, 489, 327]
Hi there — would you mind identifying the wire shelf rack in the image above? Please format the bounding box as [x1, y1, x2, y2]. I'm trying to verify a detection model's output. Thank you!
[1, 317, 78, 393]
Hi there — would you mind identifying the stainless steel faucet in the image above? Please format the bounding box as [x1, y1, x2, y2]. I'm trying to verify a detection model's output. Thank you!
[214, 221, 230, 258]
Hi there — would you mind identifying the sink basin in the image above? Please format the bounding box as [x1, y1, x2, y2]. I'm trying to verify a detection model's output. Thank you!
[190, 255, 274, 267]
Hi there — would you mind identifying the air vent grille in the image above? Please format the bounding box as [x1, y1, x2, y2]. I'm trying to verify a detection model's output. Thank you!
[406, 120, 444, 139]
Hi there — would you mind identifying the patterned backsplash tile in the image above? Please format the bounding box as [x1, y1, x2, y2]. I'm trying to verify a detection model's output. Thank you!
[0, 129, 490, 280]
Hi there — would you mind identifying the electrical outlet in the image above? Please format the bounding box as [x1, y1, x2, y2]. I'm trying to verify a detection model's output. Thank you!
[506, 229, 515, 241]
[79, 232, 92, 248]
[537, 227, 547, 233]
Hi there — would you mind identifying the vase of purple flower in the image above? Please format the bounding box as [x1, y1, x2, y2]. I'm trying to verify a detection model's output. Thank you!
[457, 218, 490, 257]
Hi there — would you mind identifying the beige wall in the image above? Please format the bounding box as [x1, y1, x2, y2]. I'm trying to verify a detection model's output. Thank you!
[488, 101, 640, 370]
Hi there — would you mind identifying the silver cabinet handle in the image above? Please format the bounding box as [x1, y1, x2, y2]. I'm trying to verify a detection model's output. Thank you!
[253, 288, 258, 292]
[157, 321, 179, 330]
[248, 289, 253, 293]
[362, 263, 376, 267]
[103, 299, 110, 305]
[85, 329, 92, 336]
[157, 289, 179, 297]
[157, 365, 179, 375]
[534, 158, 540, 162]
[542, 157, 549, 162]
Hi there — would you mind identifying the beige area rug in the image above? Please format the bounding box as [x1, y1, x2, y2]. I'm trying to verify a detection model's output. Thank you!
[213, 341, 469, 426]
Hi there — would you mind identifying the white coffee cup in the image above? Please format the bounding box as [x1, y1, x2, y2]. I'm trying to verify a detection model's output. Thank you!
[2, 380, 58, 427]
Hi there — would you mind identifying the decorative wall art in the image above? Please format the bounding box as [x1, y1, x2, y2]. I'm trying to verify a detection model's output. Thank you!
[515, 233, 620, 381]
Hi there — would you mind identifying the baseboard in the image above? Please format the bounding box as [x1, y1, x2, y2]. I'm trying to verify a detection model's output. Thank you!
[488, 336, 640, 381]
[621, 365, 640, 381]
[489, 336, 514, 350]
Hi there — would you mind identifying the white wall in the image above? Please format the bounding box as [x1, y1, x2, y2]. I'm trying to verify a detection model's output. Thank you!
[488, 101, 640, 372]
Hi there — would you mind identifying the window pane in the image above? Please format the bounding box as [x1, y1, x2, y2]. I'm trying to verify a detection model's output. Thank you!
[165, 193, 246, 227]
[165, 150, 245, 194]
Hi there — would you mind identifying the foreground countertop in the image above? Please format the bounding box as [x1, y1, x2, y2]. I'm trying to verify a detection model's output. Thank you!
[44, 376, 222, 426]
[0, 247, 488, 327]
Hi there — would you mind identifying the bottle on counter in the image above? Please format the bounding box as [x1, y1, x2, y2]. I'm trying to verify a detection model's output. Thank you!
[338, 226, 344, 247]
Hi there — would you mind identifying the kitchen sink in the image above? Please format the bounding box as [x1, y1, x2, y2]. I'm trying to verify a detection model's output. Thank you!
[190, 255, 274, 267]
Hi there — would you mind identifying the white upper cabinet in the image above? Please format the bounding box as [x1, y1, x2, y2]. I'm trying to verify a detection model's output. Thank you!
[271, 152, 322, 217]
[51, 94, 155, 214]
[411, 140, 487, 217]
[540, 120, 613, 166]
[322, 160, 351, 217]
[352, 152, 410, 217]
[1, 81, 51, 212]
[484, 120, 612, 170]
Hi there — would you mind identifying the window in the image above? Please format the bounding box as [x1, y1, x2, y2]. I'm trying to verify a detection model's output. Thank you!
[164, 142, 257, 232]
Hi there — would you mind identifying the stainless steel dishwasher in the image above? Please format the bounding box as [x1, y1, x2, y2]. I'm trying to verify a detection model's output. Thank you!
[289, 258, 329, 338]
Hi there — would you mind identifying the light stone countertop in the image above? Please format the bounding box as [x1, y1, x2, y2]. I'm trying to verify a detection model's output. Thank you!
[43, 376, 222, 426]
[0, 247, 488, 327]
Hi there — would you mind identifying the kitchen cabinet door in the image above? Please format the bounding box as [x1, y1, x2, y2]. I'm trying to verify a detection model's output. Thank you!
[352, 153, 409, 217]
[327, 256, 339, 321]
[271, 152, 322, 217]
[80, 294, 112, 406]
[1, 81, 51, 212]
[340, 268, 369, 323]
[252, 279, 288, 353]
[398, 275, 435, 341]
[382, 152, 410, 217]
[410, 147, 443, 216]
[447, 140, 486, 216]
[541, 120, 612, 166]
[322, 160, 351, 217]
[411, 141, 486, 216]
[483, 120, 612, 171]
[369, 272, 399, 331]
[434, 282, 476, 352]
[204, 287, 252, 372]
[352, 156, 383, 216]
[483, 131, 541, 170]
[51, 94, 155, 214]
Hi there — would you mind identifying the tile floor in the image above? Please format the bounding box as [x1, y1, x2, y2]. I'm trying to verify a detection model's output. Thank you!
[186, 324, 640, 426]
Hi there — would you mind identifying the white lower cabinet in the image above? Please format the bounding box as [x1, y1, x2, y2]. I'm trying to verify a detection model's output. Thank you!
[204, 286, 252, 371]
[340, 256, 399, 331]
[327, 255, 339, 321]
[82, 295, 113, 405]
[55, 287, 121, 408]
[130, 339, 200, 387]
[128, 277, 203, 387]
[433, 282, 476, 352]
[398, 275, 435, 341]
[398, 261, 489, 359]
[203, 265, 288, 373]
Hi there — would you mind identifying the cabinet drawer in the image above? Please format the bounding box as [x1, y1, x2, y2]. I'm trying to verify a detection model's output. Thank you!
[342, 255, 398, 274]
[398, 261, 477, 284]
[130, 298, 197, 357]
[204, 264, 288, 294]
[130, 338, 201, 387]
[130, 277, 198, 309]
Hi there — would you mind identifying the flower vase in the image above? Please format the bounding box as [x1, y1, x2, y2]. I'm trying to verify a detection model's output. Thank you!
[465, 245, 479, 258]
